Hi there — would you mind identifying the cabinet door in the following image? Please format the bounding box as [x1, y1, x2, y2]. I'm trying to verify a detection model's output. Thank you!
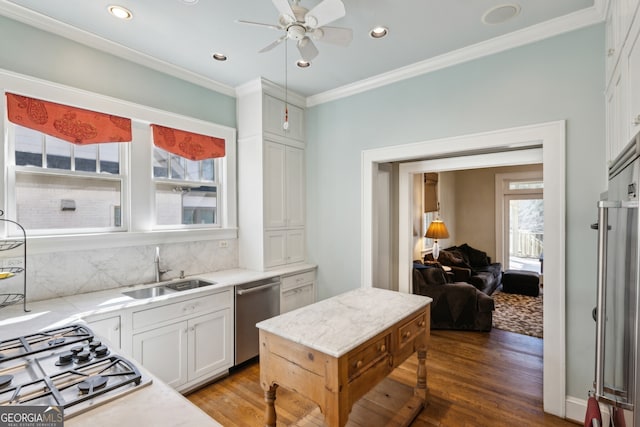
[628, 20, 640, 138]
[265, 230, 287, 267]
[263, 94, 304, 142]
[188, 309, 232, 381]
[281, 283, 315, 314]
[286, 229, 305, 264]
[286, 146, 305, 228]
[264, 141, 287, 229]
[133, 322, 188, 388]
[86, 315, 121, 350]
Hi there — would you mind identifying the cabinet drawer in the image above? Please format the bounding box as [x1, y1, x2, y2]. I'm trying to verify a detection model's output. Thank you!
[397, 312, 427, 351]
[282, 271, 315, 290]
[133, 290, 232, 331]
[348, 334, 391, 380]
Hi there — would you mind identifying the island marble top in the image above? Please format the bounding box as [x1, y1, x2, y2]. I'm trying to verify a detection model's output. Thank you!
[257, 287, 432, 358]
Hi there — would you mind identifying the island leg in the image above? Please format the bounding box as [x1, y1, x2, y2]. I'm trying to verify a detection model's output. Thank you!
[415, 349, 428, 402]
[264, 384, 278, 427]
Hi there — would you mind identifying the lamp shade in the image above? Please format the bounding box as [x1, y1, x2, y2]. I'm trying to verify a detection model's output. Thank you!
[425, 219, 450, 240]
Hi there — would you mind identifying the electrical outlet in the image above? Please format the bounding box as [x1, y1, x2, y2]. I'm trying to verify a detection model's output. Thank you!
[218, 240, 228, 248]
[4, 257, 24, 269]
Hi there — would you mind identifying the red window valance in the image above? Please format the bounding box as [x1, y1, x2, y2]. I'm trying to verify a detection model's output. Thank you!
[151, 124, 225, 161]
[5, 92, 132, 144]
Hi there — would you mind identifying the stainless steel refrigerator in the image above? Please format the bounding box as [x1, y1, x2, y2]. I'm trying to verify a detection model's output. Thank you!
[595, 130, 640, 426]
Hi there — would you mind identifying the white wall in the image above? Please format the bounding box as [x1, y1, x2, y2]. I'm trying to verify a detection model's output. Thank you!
[306, 24, 605, 403]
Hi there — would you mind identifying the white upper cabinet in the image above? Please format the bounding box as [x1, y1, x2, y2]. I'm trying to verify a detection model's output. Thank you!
[263, 94, 305, 142]
[605, 0, 640, 162]
[237, 78, 307, 271]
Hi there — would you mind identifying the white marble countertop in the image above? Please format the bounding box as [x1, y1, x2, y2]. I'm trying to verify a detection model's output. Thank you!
[0, 263, 317, 427]
[257, 287, 432, 358]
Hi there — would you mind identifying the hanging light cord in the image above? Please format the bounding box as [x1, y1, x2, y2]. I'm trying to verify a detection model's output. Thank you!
[283, 39, 289, 130]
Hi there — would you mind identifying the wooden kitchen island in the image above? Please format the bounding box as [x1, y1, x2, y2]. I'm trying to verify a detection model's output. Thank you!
[256, 288, 432, 427]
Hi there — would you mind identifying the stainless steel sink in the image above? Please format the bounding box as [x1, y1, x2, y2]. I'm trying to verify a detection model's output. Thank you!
[164, 279, 216, 291]
[122, 286, 177, 299]
[122, 279, 216, 299]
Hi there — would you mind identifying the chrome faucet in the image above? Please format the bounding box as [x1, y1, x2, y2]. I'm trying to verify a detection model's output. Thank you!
[154, 246, 170, 282]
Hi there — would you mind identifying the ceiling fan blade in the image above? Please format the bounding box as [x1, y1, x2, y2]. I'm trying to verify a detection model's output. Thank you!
[259, 35, 288, 53]
[313, 26, 352, 46]
[271, 0, 296, 23]
[297, 37, 319, 61]
[236, 20, 282, 31]
[305, 0, 346, 28]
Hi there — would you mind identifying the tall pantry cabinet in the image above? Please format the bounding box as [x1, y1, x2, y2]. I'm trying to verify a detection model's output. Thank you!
[236, 78, 307, 270]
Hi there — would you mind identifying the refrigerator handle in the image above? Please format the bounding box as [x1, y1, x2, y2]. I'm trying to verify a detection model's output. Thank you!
[594, 201, 611, 398]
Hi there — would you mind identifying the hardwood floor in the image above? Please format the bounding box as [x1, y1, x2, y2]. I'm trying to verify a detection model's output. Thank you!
[187, 329, 579, 426]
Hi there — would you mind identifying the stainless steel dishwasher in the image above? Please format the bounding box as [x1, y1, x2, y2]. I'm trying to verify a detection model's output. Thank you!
[234, 277, 280, 365]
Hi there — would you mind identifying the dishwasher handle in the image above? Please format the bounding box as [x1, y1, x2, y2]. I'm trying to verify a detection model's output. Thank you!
[236, 281, 280, 296]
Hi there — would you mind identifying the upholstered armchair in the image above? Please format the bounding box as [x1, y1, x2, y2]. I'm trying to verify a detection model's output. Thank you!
[412, 264, 494, 331]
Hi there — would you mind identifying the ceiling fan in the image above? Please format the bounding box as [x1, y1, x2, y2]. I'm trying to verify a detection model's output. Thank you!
[238, 0, 353, 62]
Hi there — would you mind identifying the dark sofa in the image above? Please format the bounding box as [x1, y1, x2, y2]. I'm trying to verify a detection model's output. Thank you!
[425, 243, 502, 295]
[412, 263, 494, 331]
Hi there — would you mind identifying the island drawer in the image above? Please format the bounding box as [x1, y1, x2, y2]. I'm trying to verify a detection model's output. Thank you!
[348, 333, 391, 380]
[397, 312, 427, 350]
[132, 290, 231, 330]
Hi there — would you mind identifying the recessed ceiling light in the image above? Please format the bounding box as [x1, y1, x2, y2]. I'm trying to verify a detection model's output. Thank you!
[212, 52, 228, 61]
[482, 4, 521, 25]
[179, 0, 199, 4]
[296, 60, 311, 68]
[108, 5, 132, 20]
[369, 26, 389, 39]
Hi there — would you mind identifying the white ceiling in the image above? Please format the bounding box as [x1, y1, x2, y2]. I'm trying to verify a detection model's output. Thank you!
[0, 0, 602, 102]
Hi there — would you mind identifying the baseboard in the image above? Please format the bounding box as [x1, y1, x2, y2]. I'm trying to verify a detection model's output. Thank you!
[566, 395, 611, 427]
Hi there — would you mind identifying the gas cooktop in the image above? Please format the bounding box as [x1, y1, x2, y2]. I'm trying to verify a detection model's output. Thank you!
[0, 324, 151, 419]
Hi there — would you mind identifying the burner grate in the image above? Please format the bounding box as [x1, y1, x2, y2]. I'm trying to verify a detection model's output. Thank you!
[0, 324, 94, 363]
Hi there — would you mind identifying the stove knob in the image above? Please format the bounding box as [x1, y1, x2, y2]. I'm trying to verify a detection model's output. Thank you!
[94, 345, 109, 357]
[76, 351, 91, 362]
[70, 345, 84, 354]
[58, 351, 74, 364]
[89, 341, 102, 350]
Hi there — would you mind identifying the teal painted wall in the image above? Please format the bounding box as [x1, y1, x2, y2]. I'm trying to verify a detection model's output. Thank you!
[306, 25, 605, 399]
[0, 15, 235, 126]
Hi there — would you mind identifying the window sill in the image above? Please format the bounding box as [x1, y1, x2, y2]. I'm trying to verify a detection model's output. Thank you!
[25, 228, 238, 255]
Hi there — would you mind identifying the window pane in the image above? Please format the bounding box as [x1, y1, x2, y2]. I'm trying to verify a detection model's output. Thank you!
[46, 137, 71, 170]
[99, 144, 120, 174]
[170, 154, 185, 180]
[15, 126, 43, 167]
[75, 144, 97, 172]
[155, 183, 217, 225]
[153, 148, 169, 178]
[509, 181, 543, 190]
[185, 159, 200, 181]
[16, 172, 122, 230]
[202, 159, 215, 181]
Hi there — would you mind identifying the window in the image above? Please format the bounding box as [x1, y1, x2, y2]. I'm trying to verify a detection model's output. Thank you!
[12, 125, 125, 233]
[153, 147, 220, 227]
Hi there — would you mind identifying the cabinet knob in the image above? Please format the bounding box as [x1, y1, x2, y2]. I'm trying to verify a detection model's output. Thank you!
[607, 48, 615, 57]
[418, 320, 425, 327]
[355, 360, 363, 369]
[379, 344, 386, 352]
[634, 115, 640, 126]
[403, 331, 411, 339]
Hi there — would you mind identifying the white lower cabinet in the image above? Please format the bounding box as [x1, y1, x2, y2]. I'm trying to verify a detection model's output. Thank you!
[280, 270, 316, 314]
[85, 314, 122, 350]
[130, 289, 233, 392]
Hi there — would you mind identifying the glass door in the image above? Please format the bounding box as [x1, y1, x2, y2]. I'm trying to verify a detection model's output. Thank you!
[504, 194, 544, 274]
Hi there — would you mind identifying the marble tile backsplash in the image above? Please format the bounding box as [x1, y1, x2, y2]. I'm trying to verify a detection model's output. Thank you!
[10, 239, 238, 302]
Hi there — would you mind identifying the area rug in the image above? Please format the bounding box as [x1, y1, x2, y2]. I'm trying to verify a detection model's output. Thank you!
[492, 289, 543, 338]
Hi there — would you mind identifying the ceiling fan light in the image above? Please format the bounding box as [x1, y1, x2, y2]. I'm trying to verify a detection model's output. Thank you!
[296, 60, 311, 68]
[212, 52, 228, 61]
[107, 5, 132, 20]
[369, 26, 388, 39]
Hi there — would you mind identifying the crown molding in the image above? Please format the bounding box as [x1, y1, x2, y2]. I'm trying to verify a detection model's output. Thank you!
[0, 0, 236, 97]
[306, 4, 605, 107]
